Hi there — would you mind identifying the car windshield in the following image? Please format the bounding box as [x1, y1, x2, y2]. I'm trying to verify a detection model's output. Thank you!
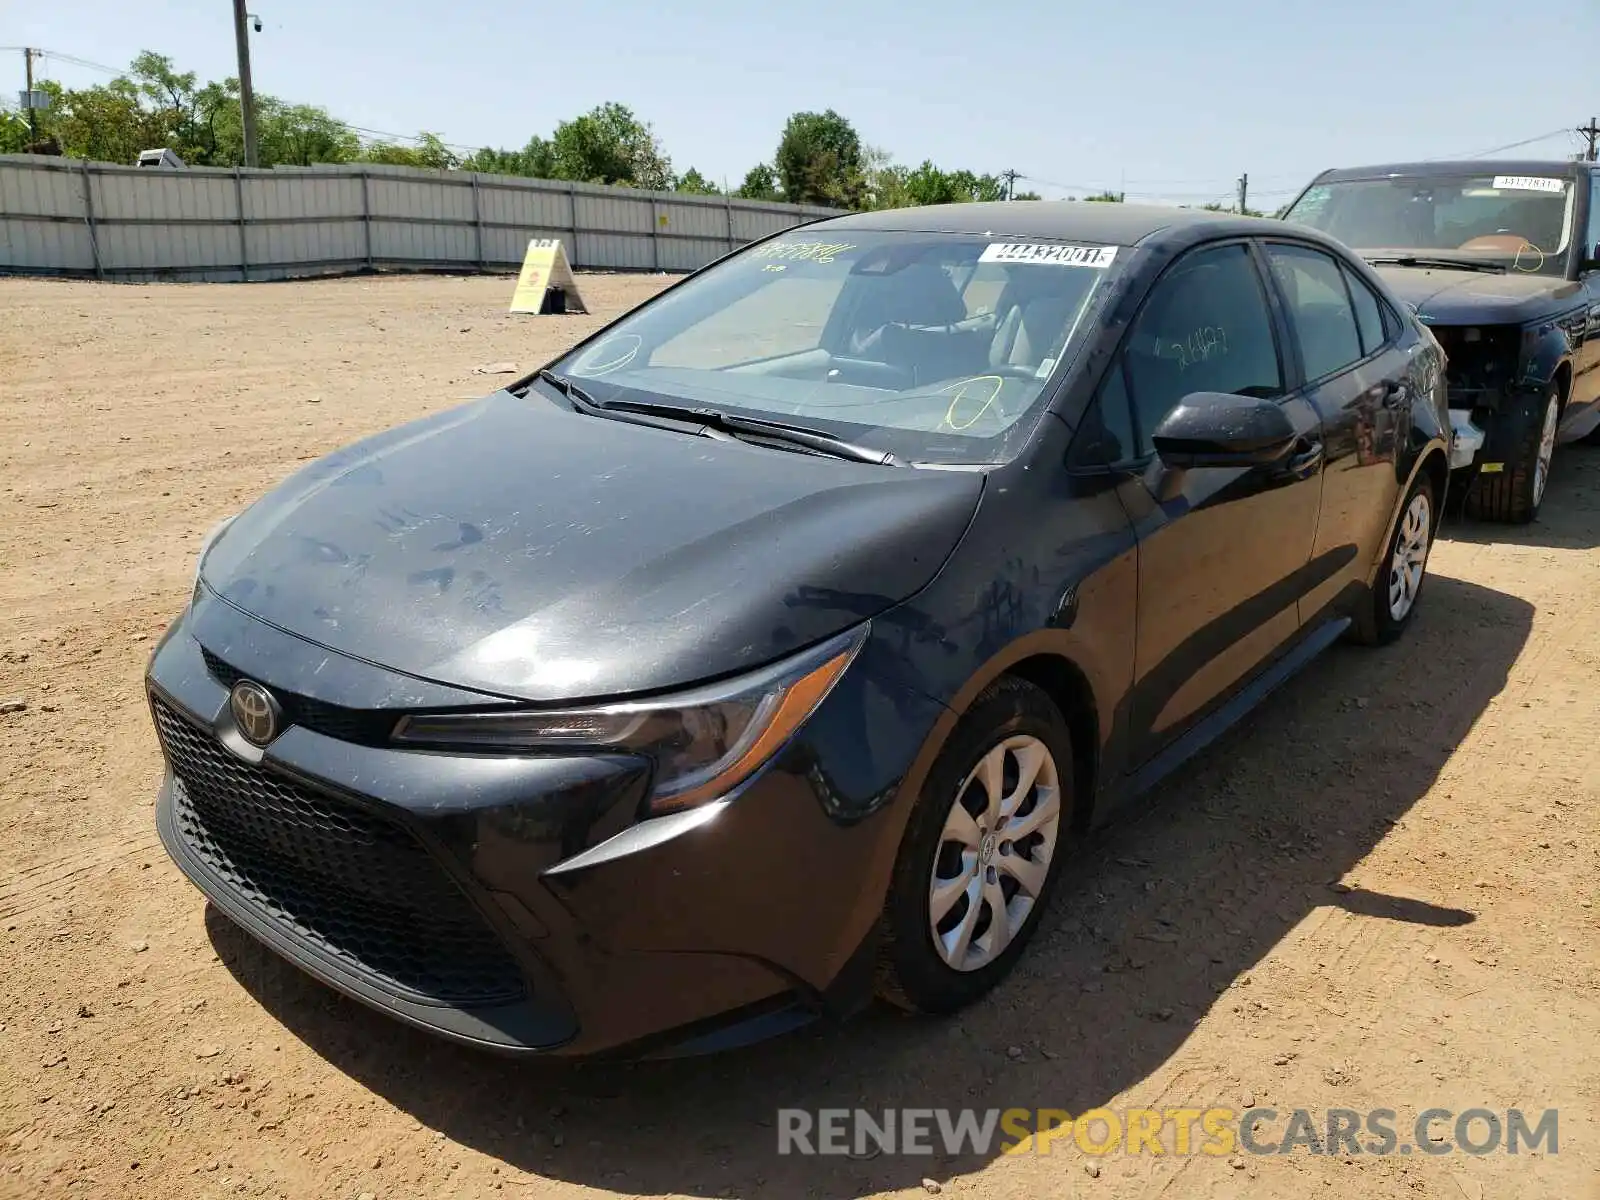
[1281, 172, 1577, 275]
[546, 229, 1122, 464]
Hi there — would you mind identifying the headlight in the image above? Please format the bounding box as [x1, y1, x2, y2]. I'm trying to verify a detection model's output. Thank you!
[391, 625, 867, 814]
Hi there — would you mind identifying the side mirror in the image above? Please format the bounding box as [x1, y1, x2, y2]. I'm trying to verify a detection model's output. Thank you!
[1150, 391, 1297, 470]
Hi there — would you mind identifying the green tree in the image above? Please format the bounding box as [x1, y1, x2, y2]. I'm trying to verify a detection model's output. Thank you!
[1013, 189, 1043, 200]
[358, 132, 459, 170]
[259, 102, 359, 166]
[462, 136, 555, 178]
[734, 163, 781, 201]
[38, 76, 164, 165]
[861, 147, 912, 210]
[0, 108, 30, 154]
[774, 109, 864, 207]
[549, 102, 671, 188]
[1084, 190, 1124, 202]
[674, 167, 720, 195]
[900, 160, 1008, 206]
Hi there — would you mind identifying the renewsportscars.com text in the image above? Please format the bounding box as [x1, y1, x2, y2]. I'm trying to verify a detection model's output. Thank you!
[776, 1106, 1559, 1158]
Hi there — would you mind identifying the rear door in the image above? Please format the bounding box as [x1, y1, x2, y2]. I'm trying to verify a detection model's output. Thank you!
[1260, 239, 1409, 624]
[1575, 170, 1600, 415]
[1095, 239, 1326, 760]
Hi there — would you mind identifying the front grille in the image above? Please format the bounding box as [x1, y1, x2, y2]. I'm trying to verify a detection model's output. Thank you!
[153, 696, 527, 1007]
[201, 649, 398, 745]
[1428, 322, 1521, 403]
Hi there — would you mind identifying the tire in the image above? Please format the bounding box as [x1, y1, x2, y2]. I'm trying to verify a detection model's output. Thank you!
[875, 676, 1076, 1014]
[1462, 385, 1560, 523]
[1350, 471, 1436, 646]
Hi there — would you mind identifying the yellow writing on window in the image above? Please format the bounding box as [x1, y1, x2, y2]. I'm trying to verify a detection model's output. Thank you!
[749, 240, 856, 264]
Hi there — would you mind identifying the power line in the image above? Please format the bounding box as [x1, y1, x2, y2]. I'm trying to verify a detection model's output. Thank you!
[0, 46, 123, 76]
[346, 125, 481, 154]
[39, 50, 123, 76]
[1424, 128, 1571, 161]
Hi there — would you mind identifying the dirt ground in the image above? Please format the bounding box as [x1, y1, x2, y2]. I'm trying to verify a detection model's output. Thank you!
[1, 273, 1596, 1200]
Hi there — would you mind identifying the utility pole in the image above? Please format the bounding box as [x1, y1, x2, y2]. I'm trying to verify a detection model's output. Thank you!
[1237, 172, 1249, 215]
[1578, 118, 1599, 162]
[22, 47, 40, 142]
[1001, 168, 1019, 201]
[232, 0, 259, 168]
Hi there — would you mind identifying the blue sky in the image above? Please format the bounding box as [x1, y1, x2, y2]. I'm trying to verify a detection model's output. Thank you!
[6, 0, 1598, 207]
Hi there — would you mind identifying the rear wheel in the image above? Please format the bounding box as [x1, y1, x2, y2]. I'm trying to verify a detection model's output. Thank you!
[1462, 385, 1559, 523]
[1350, 472, 1436, 646]
[875, 677, 1075, 1014]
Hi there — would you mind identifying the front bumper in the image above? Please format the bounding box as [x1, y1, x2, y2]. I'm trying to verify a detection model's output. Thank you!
[1448, 408, 1486, 469]
[146, 594, 946, 1058]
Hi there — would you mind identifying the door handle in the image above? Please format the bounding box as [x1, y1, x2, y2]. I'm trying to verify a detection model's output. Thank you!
[1382, 381, 1408, 409]
[1285, 438, 1324, 479]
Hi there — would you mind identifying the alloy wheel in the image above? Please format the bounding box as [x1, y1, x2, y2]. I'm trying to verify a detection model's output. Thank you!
[1387, 490, 1433, 622]
[1532, 392, 1559, 508]
[928, 734, 1062, 972]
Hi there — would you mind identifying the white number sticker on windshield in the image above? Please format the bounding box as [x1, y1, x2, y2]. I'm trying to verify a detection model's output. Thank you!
[1491, 176, 1565, 193]
[979, 243, 1118, 267]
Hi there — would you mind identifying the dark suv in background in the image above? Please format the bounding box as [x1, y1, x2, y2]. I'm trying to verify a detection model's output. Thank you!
[1282, 160, 1600, 523]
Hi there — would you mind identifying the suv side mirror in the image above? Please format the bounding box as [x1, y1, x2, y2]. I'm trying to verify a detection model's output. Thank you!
[1151, 391, 1297, 470]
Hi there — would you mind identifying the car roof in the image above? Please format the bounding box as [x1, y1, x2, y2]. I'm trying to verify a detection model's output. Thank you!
[1312, 159, 1589, 184]
[813, 200, 1289, 247]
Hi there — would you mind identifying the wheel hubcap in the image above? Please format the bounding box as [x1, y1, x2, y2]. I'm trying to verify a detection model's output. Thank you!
[1533, 393, 1559, 506]
[1387, 491, 1432, 622]
[928, 734, 1062, 973]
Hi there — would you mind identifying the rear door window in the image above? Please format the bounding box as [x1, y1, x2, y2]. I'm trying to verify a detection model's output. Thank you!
[1264, 243, 1364, 383]
[1341, 264, 1390, 357]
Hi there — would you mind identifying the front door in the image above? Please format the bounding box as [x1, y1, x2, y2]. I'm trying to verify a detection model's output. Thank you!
[1101, 240, 1326, 759]
[1574, 171, 1600, 419]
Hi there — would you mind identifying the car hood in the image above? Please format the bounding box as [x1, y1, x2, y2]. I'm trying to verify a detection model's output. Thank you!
[1370, 264, 1582, 325]
[199, 390, 983, 703]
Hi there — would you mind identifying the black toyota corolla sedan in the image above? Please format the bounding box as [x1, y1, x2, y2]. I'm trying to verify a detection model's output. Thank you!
[147, 202, 1449, 1059]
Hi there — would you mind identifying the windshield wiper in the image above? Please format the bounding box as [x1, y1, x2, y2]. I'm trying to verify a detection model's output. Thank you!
[601, 398, 906, 466]
[1364, 255, 1507, 274]
[537, 374, 905, 466]
[535, 369, 741, 441]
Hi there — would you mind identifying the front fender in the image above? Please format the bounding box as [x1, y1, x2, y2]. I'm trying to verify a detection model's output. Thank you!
[1521, 313, 1580, 402]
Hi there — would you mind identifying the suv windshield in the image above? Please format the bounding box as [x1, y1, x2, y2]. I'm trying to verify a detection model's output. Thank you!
[547, 229, 1121, 464]
[1282, 172, 1577, 275]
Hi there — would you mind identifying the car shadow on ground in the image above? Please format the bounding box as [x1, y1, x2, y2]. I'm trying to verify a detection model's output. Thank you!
[209, 573, 1532, 1199]
[1442, 444, 1599, 550]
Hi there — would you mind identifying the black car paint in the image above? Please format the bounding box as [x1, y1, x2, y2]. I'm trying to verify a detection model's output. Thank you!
[1283, 159, 1600, 442]
[197, 390, 984, 703]
[147, 202, 1450, 1059]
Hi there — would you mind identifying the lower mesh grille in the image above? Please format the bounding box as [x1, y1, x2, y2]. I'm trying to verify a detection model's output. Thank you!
[152, 696, 526, 1007]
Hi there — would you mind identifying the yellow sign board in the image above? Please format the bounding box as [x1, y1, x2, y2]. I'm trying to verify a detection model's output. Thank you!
[509, 238, 587, 314]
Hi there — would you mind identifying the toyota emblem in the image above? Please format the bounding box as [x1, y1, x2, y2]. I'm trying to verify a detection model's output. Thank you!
[229, 679, 281, 746]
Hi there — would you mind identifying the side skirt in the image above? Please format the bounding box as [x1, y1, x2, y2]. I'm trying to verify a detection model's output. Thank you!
[1122, 614, 1351, 801]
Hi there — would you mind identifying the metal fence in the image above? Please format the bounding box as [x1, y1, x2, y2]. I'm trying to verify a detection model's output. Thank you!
[0, 154, 840, 283]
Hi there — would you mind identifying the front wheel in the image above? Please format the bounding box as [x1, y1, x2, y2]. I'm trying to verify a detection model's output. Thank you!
[875, 677, 1075, 1014]
[1462, 386, 1559, 523]
[1350, 472, 1436, 646]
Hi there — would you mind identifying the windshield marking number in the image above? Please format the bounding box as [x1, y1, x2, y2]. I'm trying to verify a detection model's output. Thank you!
[1491, 176, 1565, 193]
[979, 243, 1118, 268]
